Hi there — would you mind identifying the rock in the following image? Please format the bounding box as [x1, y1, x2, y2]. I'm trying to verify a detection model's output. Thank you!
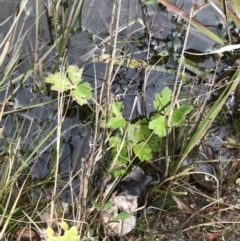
[101, 166, 149, 236]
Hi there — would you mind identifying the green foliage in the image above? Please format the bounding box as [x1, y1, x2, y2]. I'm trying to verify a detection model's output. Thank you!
[101, 87, 193, 173]
[149, 87, 193, 137]
[45, 65, 92, 105]
[71, 83, 92, 106]
[171, 105, 193, 125]
[101, 102, 127, 128]
[46, 221, 79, 241]
[92, 201, 113, 210]
[111, 212, 130, 221]
[108, 135, 128, 164]
[133, 142, 152, 161]
[148, 114, 168, 138]
[144, 0, 155, 5]
[44, 64, 192, 174]
[153, 87, 171, 112]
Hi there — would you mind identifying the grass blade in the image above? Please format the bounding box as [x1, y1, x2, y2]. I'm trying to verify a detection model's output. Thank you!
[215, 0, 240, 29]
[175, 68, 240, 172]
[229, 0, 240, 20]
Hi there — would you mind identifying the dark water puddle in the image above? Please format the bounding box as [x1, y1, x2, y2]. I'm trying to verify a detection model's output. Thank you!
[65, 0, 227, 122]
[0, 86, 91, 202]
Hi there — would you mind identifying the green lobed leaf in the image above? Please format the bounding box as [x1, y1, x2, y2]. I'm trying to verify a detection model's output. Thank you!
[46, 228, 55, 237]
[134, 118, 151, 143]
[127, 118, 150, 144]
[148, 134, 162, 152]
[112, 168, 126, 177]
[59, 227, 79, 241]
[153, 87, 172, 112]
[61, 221, 69, 231]
[111, 102, 124, 117]
[108, 135, 122, 148]
[171, 105, 193, 126]
[133, 142, 153, 161]
[148, 114, 168, 138]
[45, 72, 69, 92]
[110, 151, 128, 165]
[105, 117, 126, 129]
[67, 65, 83, 87]
[71, 82, 92, 106]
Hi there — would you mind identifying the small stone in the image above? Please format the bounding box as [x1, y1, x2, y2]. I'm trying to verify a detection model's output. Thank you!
[236, 178, 240, 185]
[190, 204, 196, 209]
